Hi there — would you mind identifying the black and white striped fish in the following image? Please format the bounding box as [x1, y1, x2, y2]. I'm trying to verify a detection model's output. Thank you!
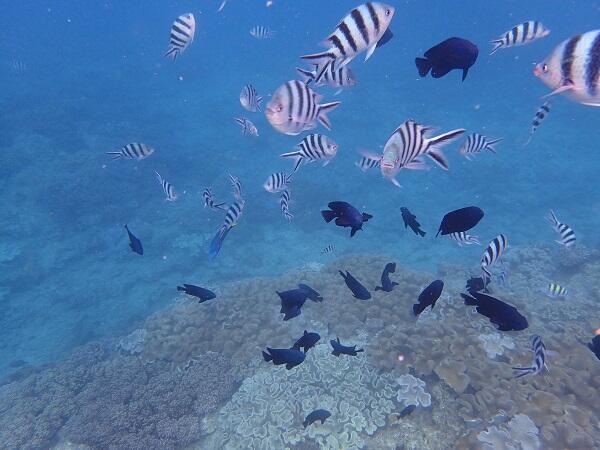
[264, 172, 292, 193]
[165, 13, 196, 60]
[481, 234, 508, 283]
[297, 63, 357, 94]
[546, 210, 576, 248]
[280, 189, 292, 221]
[229, 174, 243, 200]
[544, 282, 568, 298]
[240, 84, 263, 112]
[534, 30, 600, 107]
[513, 335, 547, 378]
[234, 117, 258, 136]
[202, 188, 226, 211]
[280, 134, 339, 172]
[106, 143, 154, 161]
[524, 101, 551, 146]
[301, 2, 395, 68]
[155, 171, 178, 201]
[459, 134, 502, 160]
[250, 25, 275, 39]
[450, 232, 480, 246]
[265, 80, 340, 135]
[209, 199, 245, 259]
[355, 155, 380, 172]
[322, 244, 334, 254]
[490, 21, 550, 55]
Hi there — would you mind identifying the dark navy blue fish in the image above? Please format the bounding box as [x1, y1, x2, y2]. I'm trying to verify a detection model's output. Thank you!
[398, 404, 416, 418]
[297, 284, 323, 302]
[588, 335, 600, 361]
[321, 201, 372, 237]
[330, 337, 364, 357]
[278, 284, 322, 321]
[303, 409, 331, 428]
[262, 347, 306, 370]
[415, 37, 479, 81]
[177, 284, 216, 303]
[375, 262, 398, 292]
[400, 207, 426, 237]
[339, 270, 371, 300]
[437, 206, 484, 236]
[460, 291, 528, 331]
[125, 224, 143, 255]
[293, 330, 321, 353]
[413, 280, 444, 316]
[466, 276, 488, 294]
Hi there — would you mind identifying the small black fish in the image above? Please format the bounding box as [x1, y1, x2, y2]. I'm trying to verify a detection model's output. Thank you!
[297, 284, 323, 302]
[277, 284, 323, 321]
[466, 276, 487, 294]
[398, 404, 416, 418]
[400, 207, 426, 237]
[321, 201, 372, 237]
[330, 337, 364, 357]
[293, 330, 321, 353]
[375, 262, 399, 292]
[437, 206, 484, 236]
[415, 37, 479, 81]
[303, 409, 332, 428]
[461, 291, 528, 331]
[125, 224, 143, 255]
[413, 280, 444, 316]
[588, 335, 600, 361]
[339, 270, 371, 300]
[177, 284, 217, 303]
[262, 347, 306, 370]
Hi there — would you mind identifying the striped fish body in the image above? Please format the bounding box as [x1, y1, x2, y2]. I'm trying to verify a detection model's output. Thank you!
[459, 134, 502, 159]
[546, 210, 576, 248]
[534, 30, 600, 107]
[297, 63, 357, 91]
[265, 80, 340, 135]
[450, 232, 480, 246]
[250, 26, 275, 39]
[301, 2, 395, 67]
[165, 13, 196, 60]
[264, 172, 292, 193]
[280, 134, 338, 172]
[355, 155, 380, 172]
[525, 101, 551, 145]
[240, 84, 263, 112]
[203, 188, 226, 211]
[381, 120, 466, 187]
[545, 282, 568, 298]
[322, 244, 334, 254]
[234, 117, 258, 136]
[106, 143, 154, 160]
[155, 171, 178, 201]
[229, 174, 243, 200]
[490, 21, 550, 55]
[280, 189, 292, 220]
[222, 200, 244, 229]
[513, 335, 547, 378]
[481, 234, 508, 282]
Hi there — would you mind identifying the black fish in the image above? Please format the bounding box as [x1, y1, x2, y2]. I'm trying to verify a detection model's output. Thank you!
[466, 276, 487, 294]
[262, 347, 306, 370]
[125, 224, 143, 255]
[461, 291, 528, 331]
[303, 409, 332, 428]
[437, 206, 484, 236]
[399, 404, 416, 418]
[375, 262, 398, 292]
[588, 335, 600, 361]
[297, 284, 323, 302]
[400, 207, 426, 237]
[330, 337, 364, 356]
[413, 280, 444, 316]
[277, 284, 322, 321]
[321, 201, 372, 237]
[339, 270, 371, 300]
[293, 330, 321, 353]
[177, 284, 217, 303]
[415, 37, 479, 81]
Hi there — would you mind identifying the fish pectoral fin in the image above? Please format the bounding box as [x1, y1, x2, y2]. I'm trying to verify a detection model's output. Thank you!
[365, 44, 377, 61]
[462, 67, 469, 81]
[581, 102, 600, 107]
[543, 80, 574, 98]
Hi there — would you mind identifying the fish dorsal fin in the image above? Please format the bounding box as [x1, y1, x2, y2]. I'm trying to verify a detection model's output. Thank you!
[304, 330, 308, 335]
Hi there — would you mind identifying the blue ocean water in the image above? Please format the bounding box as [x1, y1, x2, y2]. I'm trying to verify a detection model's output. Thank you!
[0, 1, 599, 448]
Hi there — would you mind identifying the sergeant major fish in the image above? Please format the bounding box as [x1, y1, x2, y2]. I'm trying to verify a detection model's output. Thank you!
[490, 21, 550, 55]
[513, 335, 548, 378]
[209, 198, 244, 259]
[524, 101, 551, 146]
[481, 234, 508, 284]
[165, 13, 196, 60]
[459, 133, 502, 160]
[264, 172, 292, 193]
[544, 282, 568, 298]
[297, 63, 357, 94]
[155, 171, 178, 201]
[280, 134, 338, 172]
[234, 117, 258, 136]
[355, 155, 380, 172]
[202, 187, 226, 211]
[240, 84, 263, 112]
[280, 189, 292, 220]
[106, 143, 154, 161]
[450, 231, 480, 246]
[546, 210, 576, 248]
[250, 25, 275, 39]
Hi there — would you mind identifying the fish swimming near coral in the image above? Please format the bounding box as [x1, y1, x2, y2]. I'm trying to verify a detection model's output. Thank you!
[415, 37, 479, 81]
[303, 409, 331, 428]
[546, 210, 576, 248]
[339, 270, 371, 300]
[490, 21, 550, 55]
[461, 291, 528, 331]
[280, 189, 293, 221]
[413, 280, 444, 316]
[450, 232, 480, 246]
[155, 171, 178, 201]
[262, 347, 305, 370]
[330, 337, 364, 356]
[321, 201, 372, 237]
[278, 284, 323, 321]
[292, 330, 321, 353]
[209, 199, 245, 259]
[263, 172, 292, 193]
[280, 134, 339, 173]
[124, 224, 143, 255]
[374, 262, 398, 292]
[513, 335, 548, 378]
[465, 276, 487, 294]
[400, 207, 426, 237]
[543, 282, 568, 298]
[202, 187, 226, 211]
[481, 234, 509, 284]
[436, 206, 484, 236]
[177, 284, 216, 303]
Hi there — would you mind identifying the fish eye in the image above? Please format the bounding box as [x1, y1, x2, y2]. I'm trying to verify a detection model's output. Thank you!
[276, 104, 284, 112]
[542, 63, 549, 73]
[385, 9, 391, 16]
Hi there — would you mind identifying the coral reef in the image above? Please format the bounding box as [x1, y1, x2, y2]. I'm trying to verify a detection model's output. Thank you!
[479, 332, 515, 359]
[396, 374, 431, 407]
[116, 328, 146, 355]
[478, 414, 540, 450]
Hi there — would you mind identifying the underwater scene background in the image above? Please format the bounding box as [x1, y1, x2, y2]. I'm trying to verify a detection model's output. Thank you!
[1, 0, 600, 449]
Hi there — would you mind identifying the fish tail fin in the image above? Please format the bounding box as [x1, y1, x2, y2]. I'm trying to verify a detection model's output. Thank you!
[105, 152, 122, 160]
[317, 102, 341, 130]
[412, 303, 425, 316]
[374, 286, 383, 291]
[321, 210, 336, 223]
[164, 47, 179, 60]
[362, 212, 373, 222]
[350, 227, 359, 237]
[460, 293, 478, 306]
[415, 57, 432, 77]
[300, 51, 336, 67]
[256, 96, 263, 112]
[426, 128, 466, 170]
[546, 210, 559, 227]
[489, 40, 504, 55]
[486, 138, 503, 153]
[356, 348, 365, 353]
[418, 229, 426, 237]
[512, 366, 534, 378]
[262, 350, 272, 362]
[296, 67, 316, 82]
[209, 226, 230, 259]
[177, 285, 185, 292]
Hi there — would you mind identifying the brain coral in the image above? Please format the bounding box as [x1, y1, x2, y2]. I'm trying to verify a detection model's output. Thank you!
[396, 373, 432, 407]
